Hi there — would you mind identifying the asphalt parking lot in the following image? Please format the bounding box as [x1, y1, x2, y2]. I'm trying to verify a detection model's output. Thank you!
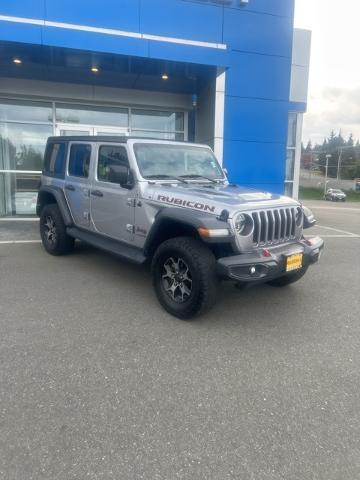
[0, 201, 359, 479]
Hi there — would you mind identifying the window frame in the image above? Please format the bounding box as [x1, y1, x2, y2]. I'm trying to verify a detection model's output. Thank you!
[96, 143, 130, 184]
[67, 142, 92, 179]
[43, 142, 68, 179]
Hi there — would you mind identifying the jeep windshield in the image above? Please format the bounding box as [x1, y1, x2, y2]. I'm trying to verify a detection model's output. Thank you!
[133, 143, 225, 182]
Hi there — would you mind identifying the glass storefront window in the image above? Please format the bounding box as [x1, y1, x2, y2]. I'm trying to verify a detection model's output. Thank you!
[131, 109, 184, 131]
[287, 113, 297, 148]
[0, 172, 40, 216]
[0, 123, 52, 215]
[55, 103, 128, 127]
[0, 123, 52, 171]
[285, 149, 295, 181]
[284, 182, 293, 197]
[0, 98, 186, 215]
[0, 99, 52, 123]
[285, 112, 299, 197]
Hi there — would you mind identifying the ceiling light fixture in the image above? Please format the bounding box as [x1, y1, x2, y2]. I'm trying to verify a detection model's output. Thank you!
[91, 66, 99, 73]
[161, 73, 169, 80]
[13, 58, 22, 64]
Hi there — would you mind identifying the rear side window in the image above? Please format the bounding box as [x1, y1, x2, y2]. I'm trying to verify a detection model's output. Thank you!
[43, 143, 66, 177]
[68, 144, 91, 178]
[98, 145, 129, 183]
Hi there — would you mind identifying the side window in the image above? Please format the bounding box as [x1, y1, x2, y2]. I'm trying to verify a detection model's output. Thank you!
[98, 145, 129, 183]
[68, 144, 91, 178]
[43, 143, 66, 177]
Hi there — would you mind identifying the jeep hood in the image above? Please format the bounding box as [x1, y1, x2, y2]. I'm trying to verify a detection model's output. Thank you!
[143, 182, 299, 217]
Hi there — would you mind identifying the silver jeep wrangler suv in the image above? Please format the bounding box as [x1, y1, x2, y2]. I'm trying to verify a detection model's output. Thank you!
[37, 136, 324, 319]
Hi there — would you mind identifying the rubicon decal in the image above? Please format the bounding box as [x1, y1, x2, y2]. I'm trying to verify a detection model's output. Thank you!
[157, 195, 215, 213]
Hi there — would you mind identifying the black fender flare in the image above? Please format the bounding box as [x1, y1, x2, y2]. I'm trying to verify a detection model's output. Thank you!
[37, 186, 73, 226]
[143, 207, 233, 256]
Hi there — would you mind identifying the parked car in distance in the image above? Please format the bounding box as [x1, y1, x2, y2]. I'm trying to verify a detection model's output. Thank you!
[37, 136, 324, 319]
[324, 188, 347, 202]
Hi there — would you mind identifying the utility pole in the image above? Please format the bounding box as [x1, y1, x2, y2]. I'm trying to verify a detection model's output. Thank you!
[325, 154, 331, 196]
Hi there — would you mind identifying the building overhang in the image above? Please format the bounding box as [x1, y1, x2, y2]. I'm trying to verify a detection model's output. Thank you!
[0, 41, 218, 95]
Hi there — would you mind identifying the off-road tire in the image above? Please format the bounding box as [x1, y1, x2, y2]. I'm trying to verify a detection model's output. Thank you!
[40, 204, 74, 255]
[151, 237, 218, 319]
[267, 266, 308, 287]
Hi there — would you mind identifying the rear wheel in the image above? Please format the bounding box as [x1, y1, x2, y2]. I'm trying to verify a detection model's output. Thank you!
[40, 204, 74, 255]
[267, 266, 308, 287]
[151, 237, 218, 319]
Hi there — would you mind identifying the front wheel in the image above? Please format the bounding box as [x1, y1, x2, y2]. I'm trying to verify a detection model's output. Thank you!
[40, 204, 74, 255]
[151, 237, 218, 319]
[267, 266, 308, 287]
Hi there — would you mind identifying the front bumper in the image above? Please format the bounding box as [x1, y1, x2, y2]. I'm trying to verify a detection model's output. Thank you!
[217, 236, 324, 283]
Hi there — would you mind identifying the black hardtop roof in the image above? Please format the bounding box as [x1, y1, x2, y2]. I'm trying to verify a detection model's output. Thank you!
[47, 136, 187, 143]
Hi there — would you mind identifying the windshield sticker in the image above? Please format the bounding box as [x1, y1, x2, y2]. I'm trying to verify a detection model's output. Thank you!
[157, 195, 215, 213]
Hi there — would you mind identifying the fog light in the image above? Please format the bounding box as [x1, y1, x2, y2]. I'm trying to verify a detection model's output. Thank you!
[250, 266, 256, 275]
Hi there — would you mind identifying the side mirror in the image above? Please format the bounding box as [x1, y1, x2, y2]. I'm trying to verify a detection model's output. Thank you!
[302, 206, 316, 229]
[108, 165, 134, 189]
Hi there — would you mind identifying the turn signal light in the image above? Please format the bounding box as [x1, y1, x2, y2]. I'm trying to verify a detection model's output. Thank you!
[197, 227, 229, 238]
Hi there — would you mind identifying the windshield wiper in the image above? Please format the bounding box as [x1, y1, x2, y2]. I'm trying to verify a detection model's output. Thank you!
[179, 174, 221, 184]
[145, 174, 188, 184]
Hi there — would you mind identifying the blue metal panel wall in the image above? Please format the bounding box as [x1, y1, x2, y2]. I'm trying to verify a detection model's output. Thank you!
[0, 0, 296, 193]
[0, 0, 226, 66]
[222, 3, 295, 193]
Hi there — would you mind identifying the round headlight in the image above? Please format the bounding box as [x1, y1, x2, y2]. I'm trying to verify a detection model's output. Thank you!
[234, 213, 246, 234]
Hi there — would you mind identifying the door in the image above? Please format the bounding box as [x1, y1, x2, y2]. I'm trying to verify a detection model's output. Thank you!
[90, 143, 135, 242]
[64, 142, 92, 228]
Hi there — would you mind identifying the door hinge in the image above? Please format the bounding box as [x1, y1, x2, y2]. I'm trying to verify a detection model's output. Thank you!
[127, 198, 136, 207]
[126, 224, 135, 234]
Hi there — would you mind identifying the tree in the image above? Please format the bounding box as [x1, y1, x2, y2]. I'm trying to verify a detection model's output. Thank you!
[305, 140, 312, 152]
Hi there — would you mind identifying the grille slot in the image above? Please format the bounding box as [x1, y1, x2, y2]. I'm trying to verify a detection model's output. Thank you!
[251, 207, 299, 246]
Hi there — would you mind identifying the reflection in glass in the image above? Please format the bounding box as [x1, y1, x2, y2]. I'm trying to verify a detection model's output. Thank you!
[134, 143, 224, 179]
[284, 182, 293, 197]
[285, 149, 295, 181]
[0, 123, 52, 171]
[56, 103, 128, 127]
[0, 99, 52, 123]
[287, 113, 297, 148]
[0, 123, 52, 215]
[132, 110, 184, 131]
[0, 172, 40, 215]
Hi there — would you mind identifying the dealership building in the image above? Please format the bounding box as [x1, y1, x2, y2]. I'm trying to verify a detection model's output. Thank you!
[0, 0, 310, 216]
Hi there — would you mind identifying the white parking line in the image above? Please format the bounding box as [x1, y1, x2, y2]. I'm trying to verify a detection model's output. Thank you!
[318, 234, 360, 238]
[0, 218, 39, 221]
[0, 240, 41, 244]
[316, 225, 360, 237]
[307, 206, 360, 212]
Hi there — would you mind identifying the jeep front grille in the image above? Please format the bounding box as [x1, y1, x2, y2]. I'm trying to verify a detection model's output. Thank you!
[251, 207, 300, 246]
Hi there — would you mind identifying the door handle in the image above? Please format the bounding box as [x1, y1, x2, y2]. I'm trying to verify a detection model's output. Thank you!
[91, 190, 104, 197]
[65, 184, 75, 191]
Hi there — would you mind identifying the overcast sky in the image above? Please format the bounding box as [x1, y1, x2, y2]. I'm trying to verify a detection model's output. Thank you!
[294, 0, 360, 145]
